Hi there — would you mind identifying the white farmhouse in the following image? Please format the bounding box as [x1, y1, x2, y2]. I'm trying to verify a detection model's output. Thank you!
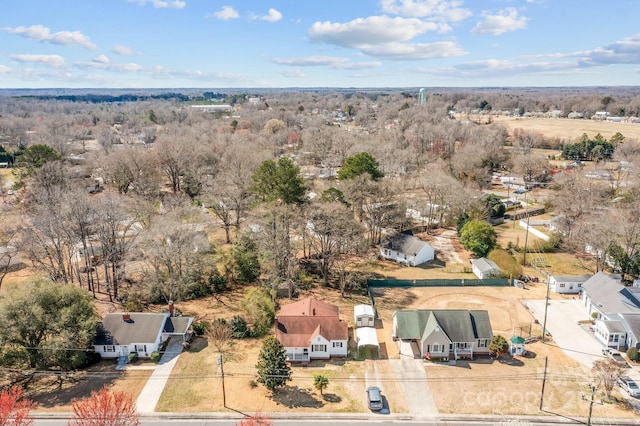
[380, 233, 435, 267]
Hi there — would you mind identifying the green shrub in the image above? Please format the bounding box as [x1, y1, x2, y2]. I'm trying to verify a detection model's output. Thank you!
[249, 379, 258, 388]
[192, 321, 209, 336]
[150, 351, 162, 363]
[488, 248, 523, 279]
[230, 315, 250, 338]
[128, 352, 138, 363]
[627, 347, 639, 362]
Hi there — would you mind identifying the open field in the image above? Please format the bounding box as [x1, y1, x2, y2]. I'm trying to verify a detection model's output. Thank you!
[494, 116, 640, 141]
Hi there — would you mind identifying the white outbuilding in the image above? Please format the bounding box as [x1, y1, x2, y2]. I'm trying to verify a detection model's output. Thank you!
[354, 304, 375, 328]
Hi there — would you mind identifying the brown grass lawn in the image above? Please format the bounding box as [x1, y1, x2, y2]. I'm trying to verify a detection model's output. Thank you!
[371, 285, 638, 418]
[26, 361, 152, 413]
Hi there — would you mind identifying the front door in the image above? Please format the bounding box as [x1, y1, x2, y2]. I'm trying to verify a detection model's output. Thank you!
[135, 344, 147, 356]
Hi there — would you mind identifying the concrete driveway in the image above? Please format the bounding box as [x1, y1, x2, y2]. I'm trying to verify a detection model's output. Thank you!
[523, 299, 605, 368]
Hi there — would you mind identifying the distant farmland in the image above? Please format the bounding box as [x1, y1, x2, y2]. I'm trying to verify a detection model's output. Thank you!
[494, 116, 640, 142]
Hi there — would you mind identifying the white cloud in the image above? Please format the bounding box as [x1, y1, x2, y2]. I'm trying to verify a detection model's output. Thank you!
[129, 0, 186, 9]
[75, 60, 143, 72]
[112, 45, 134, 55]
[0, 65, 10, 73]
[212, 6, 239, 20]
[93, 55, 110, 64]
[278, 69, 305, 78]
[380, 0, 472, 21]
[309, 16, 441, 47]
[360, 41, 466, 60]
[10, 54, 67, 68]
[261, 8, 283, 23]
[578, 34, 640, 66]
[5, 25, 96, 49]
[471, 8, 528, 35]
[272, 56, 382, 70]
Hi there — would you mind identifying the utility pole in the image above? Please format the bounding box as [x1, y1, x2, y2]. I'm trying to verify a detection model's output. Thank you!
[541, 276, 551, 343]
[582, 383, 602, 426]
[218, 353, 226, 408]
[539, 356, 548, 410]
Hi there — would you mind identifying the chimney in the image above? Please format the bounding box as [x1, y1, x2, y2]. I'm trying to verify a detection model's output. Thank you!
[122, 313, 131, 322]
[168, 300, 174, 317]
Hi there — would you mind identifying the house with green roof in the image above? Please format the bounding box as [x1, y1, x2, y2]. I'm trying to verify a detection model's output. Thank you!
[392, 309, 493, 360]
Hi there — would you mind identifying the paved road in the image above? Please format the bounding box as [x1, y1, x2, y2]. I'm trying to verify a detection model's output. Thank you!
[32, 413, 640, 426]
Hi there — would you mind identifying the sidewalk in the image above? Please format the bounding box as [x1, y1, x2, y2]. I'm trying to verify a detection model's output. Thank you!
[134, 337, 185, 413]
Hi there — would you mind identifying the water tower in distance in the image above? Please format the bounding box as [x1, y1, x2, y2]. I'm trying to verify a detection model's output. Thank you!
[419, 88, 426, 105]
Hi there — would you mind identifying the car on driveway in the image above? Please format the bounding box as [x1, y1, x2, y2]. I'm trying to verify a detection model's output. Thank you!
[617, 375, 640, 397]
[602, 348, 629, 367]
[366, 386, 384, 411]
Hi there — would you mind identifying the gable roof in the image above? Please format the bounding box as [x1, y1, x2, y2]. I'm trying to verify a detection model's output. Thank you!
[394, 309, 493, 342]
[164, 316, 193, 334]
[94, 313, 169, 346]
[582, 272, 640, 314]
[381, 233, 432, 256]
[549, 274, 592, 283]
[275, 316, 348, 347]
[279, 297, 339, 317]
[354, 304, 375, 318]
[471, 258, 502, 275]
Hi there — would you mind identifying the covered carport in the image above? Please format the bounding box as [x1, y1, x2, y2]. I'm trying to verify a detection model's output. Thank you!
[356, 326, 379, 357]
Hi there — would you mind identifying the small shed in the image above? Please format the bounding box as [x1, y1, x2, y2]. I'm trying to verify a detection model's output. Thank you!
[471, 258, 503, 279]
[509, 336, 526, 356]
[356, 326, 379, 357]
[354, 304, 375, 328]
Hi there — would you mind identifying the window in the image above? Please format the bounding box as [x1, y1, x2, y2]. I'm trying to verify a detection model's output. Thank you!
[449, 343, 453, 351]
[578, 283, 582, 288]
[432, 344, 440, 352]
[312, 344, 326, 352]
[104, 345, 115, 353]
[332, 341, 343, 348]
[478, 339, 487, 348]
[559, 283, 566, 288]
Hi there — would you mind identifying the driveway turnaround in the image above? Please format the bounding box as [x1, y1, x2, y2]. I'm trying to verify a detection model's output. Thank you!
[389, 357, 438, 419]
[523, 299, 604, 368]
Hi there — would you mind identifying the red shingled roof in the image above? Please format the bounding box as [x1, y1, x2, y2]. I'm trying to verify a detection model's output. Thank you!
[275, 316, 348, 347]
[278, 297, 339, 317]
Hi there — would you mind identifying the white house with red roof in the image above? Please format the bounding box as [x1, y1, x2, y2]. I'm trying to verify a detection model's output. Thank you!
[275, 297, 348, 364]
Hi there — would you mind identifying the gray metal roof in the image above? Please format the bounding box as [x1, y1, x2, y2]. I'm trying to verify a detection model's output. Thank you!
[601, 320, 627, 334]
[471, 258, 502, 274]
[550, 274, 592, 283]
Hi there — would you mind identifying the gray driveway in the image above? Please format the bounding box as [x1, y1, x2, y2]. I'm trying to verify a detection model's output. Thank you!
[389, 357, 438, 419]
[523, 299, 604, 368]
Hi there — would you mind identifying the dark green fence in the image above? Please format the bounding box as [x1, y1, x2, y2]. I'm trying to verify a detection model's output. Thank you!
[367, 278, 511, 288]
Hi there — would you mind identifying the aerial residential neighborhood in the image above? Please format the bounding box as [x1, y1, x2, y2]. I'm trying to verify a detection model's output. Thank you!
[1, 85, 640, 426]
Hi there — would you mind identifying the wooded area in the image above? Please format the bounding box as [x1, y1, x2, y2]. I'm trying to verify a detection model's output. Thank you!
[1, 86, 640, 310]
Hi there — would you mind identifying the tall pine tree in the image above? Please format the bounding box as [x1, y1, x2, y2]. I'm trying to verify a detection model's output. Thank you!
[255, 336, 291, 392]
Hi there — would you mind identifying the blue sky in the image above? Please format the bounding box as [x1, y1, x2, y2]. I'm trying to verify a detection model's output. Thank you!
[1, 0, 639, 88]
